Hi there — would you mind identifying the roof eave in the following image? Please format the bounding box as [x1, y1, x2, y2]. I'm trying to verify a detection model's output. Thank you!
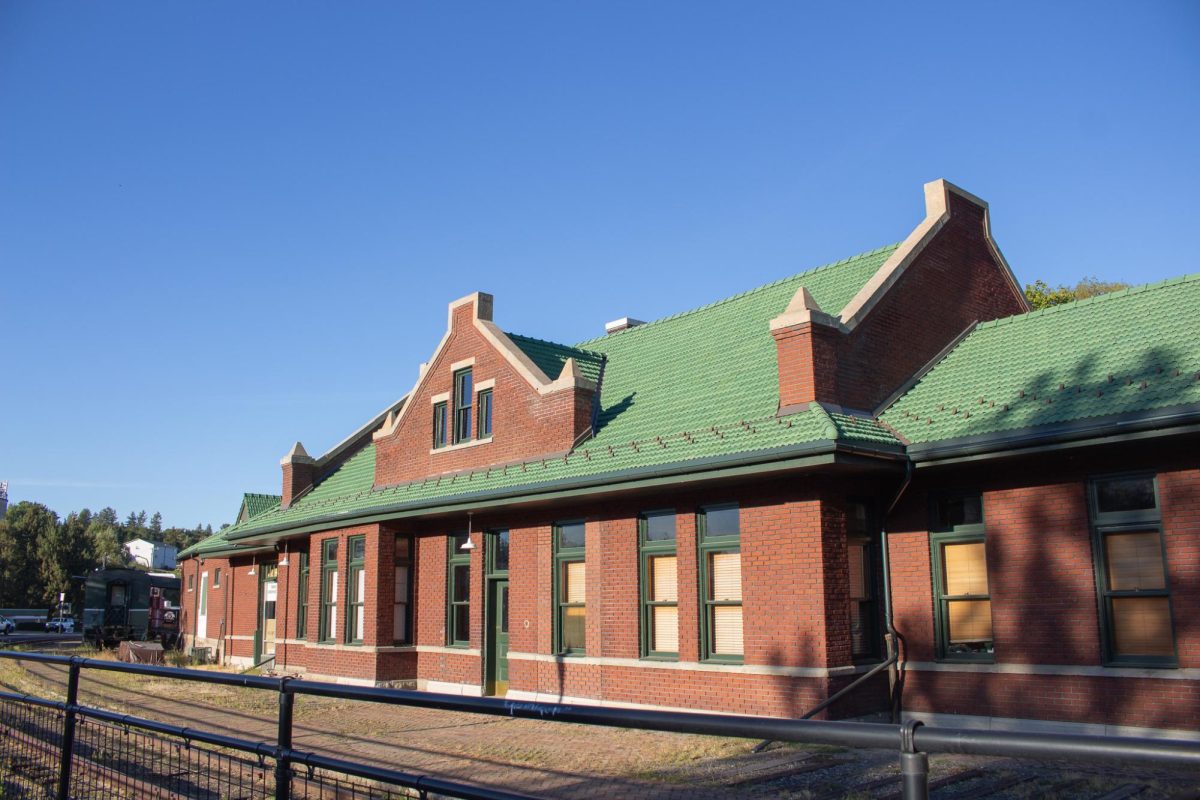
[906, 404, 1200, 467]
[221, 438, 906, 547]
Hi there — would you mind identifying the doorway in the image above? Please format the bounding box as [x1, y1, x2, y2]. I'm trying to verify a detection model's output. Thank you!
[258, 563, 279, 661]
[197, 572, 208, 640]
[486, 579, 510, 695]
[484, 529, 510, 696]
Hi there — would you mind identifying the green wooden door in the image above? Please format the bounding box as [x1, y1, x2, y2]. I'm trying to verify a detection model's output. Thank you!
[487, 579, 509, 695]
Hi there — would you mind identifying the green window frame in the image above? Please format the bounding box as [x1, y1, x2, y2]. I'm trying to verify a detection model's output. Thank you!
[929, 492, 993, 662]
[432, 401, 448, 449]
[553, 520, 587, 655]
[477, 388, 493, 439]
[393, 535, 413, 645]
[639, 510, 678, 659]
[346, 535, 366, 644]
[1088, 473, 1177, 667]
[487, 529, 509, 577]
[698, 504, 742, 663]
[296, 552, 309, 640]
[447, 533, 472, 646]
[846, 501, 881, 662]
[318, 538, 339, 643]
[453, 368, 473, 444]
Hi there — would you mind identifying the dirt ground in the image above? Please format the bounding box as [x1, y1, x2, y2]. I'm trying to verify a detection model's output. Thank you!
[1, 651, 1196, 799]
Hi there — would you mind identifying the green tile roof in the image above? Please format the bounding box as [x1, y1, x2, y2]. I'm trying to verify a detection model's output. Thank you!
[880, 274, 1200, 445]
[577, 244, 899, 446]
[507, 333, 605, 384]
[203, 244, 901, 548]
[240, 493, 281, 521]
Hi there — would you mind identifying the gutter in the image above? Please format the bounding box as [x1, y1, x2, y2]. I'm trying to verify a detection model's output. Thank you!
[905, 405, 1200, 466]
[223, 438, 907, 546]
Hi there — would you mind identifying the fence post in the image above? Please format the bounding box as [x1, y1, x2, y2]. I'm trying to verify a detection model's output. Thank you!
[56, 658, 81, 800]
[275, 678, 294, 800]
[899, 719, 928, 800]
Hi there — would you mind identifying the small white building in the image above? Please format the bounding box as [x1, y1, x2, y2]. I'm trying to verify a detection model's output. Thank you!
[124, 538, 178, 570]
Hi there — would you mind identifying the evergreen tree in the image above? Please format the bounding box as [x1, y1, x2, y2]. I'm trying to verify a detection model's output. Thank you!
[95, 507, 119, 527]
[38, 511, 93, 607]
[149, 511, 163, 538]
[0, 502, 58, 607]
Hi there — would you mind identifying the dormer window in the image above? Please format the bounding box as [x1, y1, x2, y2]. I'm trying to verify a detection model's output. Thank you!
[453, 368, 473, 444]
[432, 401, 448, 449]
[477, 388, 493, 438]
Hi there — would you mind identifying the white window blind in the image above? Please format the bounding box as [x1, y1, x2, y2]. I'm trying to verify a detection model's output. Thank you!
[711, 552, 742, 601]
[1111, 596, 1174, 657]
[651, 556, 677, 601]
[712, 606, 743, 655]
[328, 572, 338, 640]
[944, 542, 988, 596]
[565, 561, 586, 603]
[1106, 532, 1167, 590]
[947, 599, 992, 643]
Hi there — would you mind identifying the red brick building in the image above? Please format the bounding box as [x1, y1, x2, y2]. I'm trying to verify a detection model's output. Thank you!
[179, 180, 1200, 737]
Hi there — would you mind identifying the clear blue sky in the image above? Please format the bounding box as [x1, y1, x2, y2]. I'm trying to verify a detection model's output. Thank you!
[2, 2, 1197, 529]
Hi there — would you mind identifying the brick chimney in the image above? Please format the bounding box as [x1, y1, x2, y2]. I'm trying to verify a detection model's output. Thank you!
[770, 287, 841, 411]
[280, 441, 316, 508]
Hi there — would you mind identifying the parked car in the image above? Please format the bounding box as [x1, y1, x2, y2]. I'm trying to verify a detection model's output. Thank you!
[0, 615, 14, 635]
[45, 617, 75, 633]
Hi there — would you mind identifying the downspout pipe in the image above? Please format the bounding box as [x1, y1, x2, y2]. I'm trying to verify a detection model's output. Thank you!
[754, 458, 914, 751]
[880, 459, 914, 723]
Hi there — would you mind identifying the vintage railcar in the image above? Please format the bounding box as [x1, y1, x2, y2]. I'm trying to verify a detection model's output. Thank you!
[82, 569, 181, 647]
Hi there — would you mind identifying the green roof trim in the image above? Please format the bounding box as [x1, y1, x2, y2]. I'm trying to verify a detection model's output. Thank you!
[880, 273, 1200, 446]
[507, 333, 605, 384]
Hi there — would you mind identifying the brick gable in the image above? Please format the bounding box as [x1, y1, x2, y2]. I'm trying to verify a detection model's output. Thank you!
[373, 292, 597, 486]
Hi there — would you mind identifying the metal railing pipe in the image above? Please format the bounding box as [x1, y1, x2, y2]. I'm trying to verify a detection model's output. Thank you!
[286, 680, 901, 750]
[916, 726, 1200, 769]
[288, 750, 542, 800]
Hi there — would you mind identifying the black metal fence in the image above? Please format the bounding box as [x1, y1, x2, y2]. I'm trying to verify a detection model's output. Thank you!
[1, 650, 1198, 800]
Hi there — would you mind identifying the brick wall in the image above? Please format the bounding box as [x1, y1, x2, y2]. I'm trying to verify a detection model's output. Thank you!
[888, 449, 1200, 729]
[374, 295, 594, 486]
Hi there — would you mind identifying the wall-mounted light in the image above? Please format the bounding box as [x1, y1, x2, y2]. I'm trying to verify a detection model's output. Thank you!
[278, 542, 289, 567]
[460, 512, 476, 551]
[247, 558, 256, 577]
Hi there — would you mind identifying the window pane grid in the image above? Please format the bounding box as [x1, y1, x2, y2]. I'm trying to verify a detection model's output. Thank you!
[447, 534, 471, 646]
[929, 497, 994, 662]
[554, 521, 586, 655]
[296, 553, 309, 639]
[453, 368, 473, 444]
[640, 512, 678, 658]
[319, 539, 339, 643]
[394, 535, 412, 644]
[699, 505, 742, 661]
[1091, 475, 1175, 664]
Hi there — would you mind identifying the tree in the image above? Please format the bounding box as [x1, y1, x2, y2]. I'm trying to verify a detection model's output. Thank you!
[87, 521, 128, 569]
[0, 502, 58, 607]
[38, 511, 94, 608]
[149, 512, 163, 538]
[1025, 276, 1130, 310]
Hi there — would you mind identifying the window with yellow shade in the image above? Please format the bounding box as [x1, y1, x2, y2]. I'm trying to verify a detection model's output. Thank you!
[930, 494, 994, 661]
[699, 504, 742, 663]
[553, 521, 586, 655]
[639, 510, 678, 658]
[1090, 474, 1176, 666]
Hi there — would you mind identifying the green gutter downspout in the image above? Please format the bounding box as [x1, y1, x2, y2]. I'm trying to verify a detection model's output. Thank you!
[752, 456, 913, 753]
[880, 459, 913, 724]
